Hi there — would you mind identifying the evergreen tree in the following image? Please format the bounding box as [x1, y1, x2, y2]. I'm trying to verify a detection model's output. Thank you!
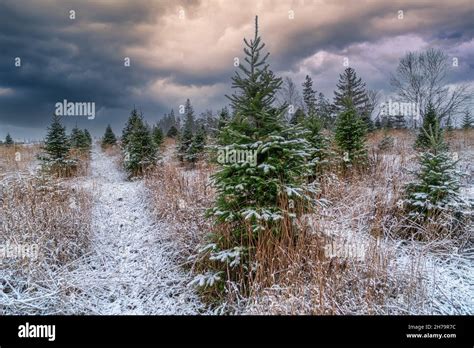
[102, 124, 117, 147]
[415, 103, 442, 150]
[217, 107, 230, 130]
[186, 125, 206, 165]
[205, 16, 315, 282]
[5, 133, 14, 146]
[41, 114, 76, 176]
[69, 125, 83, 148]
[304, 112, 327, 173]
[44, 114, 70, 160]
[334, 99, 367, 164]
[122, 108, 141, 147]
[166, 125, 178, 138]
[177, 100, 195, 162]
[152, 125, 164, 148]
[333, 67, 372, 130]
[393, 114, 406, 129]
[289, 108, 305, 125]
[123, 113, 157, 177]
[445, 114, 454, 131]
[84, 129, 92, 147]
[302, 75, 317, 116]
[374, 116, 382, 130]
[462, 110, 473, 129]
[405, 125, 466, 222]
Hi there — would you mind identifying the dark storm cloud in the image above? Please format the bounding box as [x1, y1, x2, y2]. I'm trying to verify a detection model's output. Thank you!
[0, 0, 473, 140]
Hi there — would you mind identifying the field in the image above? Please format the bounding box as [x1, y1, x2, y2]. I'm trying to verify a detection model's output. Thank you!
[1, 130, 471, 314]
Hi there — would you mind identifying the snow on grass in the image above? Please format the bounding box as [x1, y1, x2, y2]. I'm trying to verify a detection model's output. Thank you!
[60, 145, 207, 314]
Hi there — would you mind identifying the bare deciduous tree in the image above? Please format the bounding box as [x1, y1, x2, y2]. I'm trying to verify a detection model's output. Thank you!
[277, 76, 303, 122]
[390, 48, 472, 120]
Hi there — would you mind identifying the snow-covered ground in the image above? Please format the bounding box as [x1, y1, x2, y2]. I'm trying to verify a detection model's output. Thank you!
[61, 145, 207, 314]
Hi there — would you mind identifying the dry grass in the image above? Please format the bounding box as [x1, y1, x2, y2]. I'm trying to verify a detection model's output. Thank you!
[0, 144, 41, 174]
[145, 139, 215, 258]
[144, 130, 473, 315]
[0, 145, 93, 314]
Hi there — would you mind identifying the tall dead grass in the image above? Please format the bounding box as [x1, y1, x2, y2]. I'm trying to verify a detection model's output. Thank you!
[0, 144, 93, 314]
[144, 130, 473, 314]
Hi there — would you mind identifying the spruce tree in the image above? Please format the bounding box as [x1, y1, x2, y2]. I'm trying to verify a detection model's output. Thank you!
[5, 133, 13, 146]
[166, 125, 178, 138]
[123, 113, 157, 177]
[304, 112, 328, 173]
[84, 129, 92, 147]
[44, 114, 70, 161]
[69, 125, 83, 148]
[102, 124, 117, 147]
[122, 108, 141, 147]
[217, 107, 230, 130]
[462, 110, 473, 129]
[415, 103, 442, 150]
[333, 67, 372, 130]
[405, 125, 466, 222]
[334, 99, 367, 164]
[302, 75, 317, 116]
[289, 107, 305, 125]
[41, 114, 76, 176]
[186, 125, 206, 165]
[205, 16, 314, 282]
[152, 125, 164, 148]
[393, 114, 406, 129]
[177, 100, 195, 162]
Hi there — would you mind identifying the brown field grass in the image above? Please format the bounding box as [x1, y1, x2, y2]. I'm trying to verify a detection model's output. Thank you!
[146, 129, 473, 314]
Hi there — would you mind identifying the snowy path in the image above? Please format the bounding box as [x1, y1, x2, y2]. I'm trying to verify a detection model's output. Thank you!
[64, 145, 206, 314]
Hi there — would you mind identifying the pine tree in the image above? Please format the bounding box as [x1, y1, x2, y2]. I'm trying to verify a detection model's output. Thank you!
[333, 67, 372, 130]
[205, 16, 315, 282]
[186, 125, 206, 165]
[445, 115, 454, 131]
[5, 133, 14, 146]
[462, 110, 473, 129]
[177, 100, 195, 162]
[304, 112, 328, 174]
[289, 108, 305, 125]
[166, 125, 178, 138]
[393, 114, 406, 129]
[122, 108, 141, 147]
[415, 103, 442, 150]
[84, 129, 92, 147]
[102, 124, 117, 147]
[217, 107, 230, 130]
[374, 116, 382, 130]
[334, 99, 367, 164]
[152, 125, 164, 148]
[405, 125, 466, 222]
[41, 114, 76, 176]
[123, 113, 157, 177]
[69, 125, 83, 148]
[302, 75, 317, 116]
[44, 114, 70, 160]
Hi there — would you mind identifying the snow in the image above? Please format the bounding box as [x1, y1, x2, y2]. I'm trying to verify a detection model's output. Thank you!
[59, 145, 208, 314]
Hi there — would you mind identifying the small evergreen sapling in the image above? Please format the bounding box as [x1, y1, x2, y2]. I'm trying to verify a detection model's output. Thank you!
[122, 110, 157, 177]
[405, 125, 468, 224]
[4, 133, 14, 146]
[102, 124, 117, 147]
[40, 114, 77, 176]
[334, 100, 367, 165]
[461, 110, 473, 130]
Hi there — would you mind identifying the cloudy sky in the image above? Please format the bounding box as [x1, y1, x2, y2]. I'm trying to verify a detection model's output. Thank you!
[0, 0, 473, 140]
